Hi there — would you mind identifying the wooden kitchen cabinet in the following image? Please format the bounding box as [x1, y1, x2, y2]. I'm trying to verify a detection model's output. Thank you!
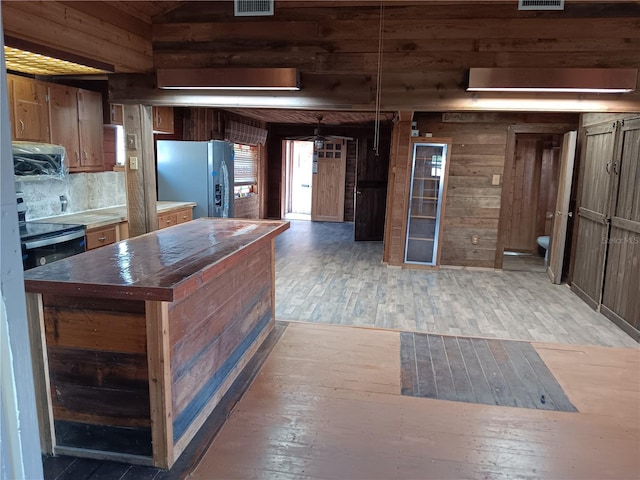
[109, 103, 124, 125]
[85, 225, 117, 250]
[8, 74, 49, 142]
[153, 106, 174, 134]
[158, 211, 178, 229]
[175, 207, 193, 224]
[49, 84, 104, 171]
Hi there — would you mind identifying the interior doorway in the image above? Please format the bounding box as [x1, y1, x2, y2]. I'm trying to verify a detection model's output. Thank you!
[284, 140, 313, 220]
[502, 133, 562, 272]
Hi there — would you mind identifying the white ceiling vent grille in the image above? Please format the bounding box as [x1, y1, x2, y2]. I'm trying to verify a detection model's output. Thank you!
[518, 0, 564, 10]
[234, 0, 274, 16]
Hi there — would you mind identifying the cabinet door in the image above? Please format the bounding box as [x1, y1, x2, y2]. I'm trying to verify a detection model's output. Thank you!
[10, 75, 49, 142]
[175, 208, 193, 224]
[109, 104, 124, 125]
[77, 89, 104, 169]
[405, 142, 448, 266]
[48, 83, 81, 169]
[571, 122, 617, 309]
[601, 118, 640, 334]
[153, 106, 174, 134]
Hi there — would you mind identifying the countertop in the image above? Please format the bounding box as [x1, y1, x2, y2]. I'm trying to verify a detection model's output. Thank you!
[33, 201, 196, 230]
[23, 218, 289, 302]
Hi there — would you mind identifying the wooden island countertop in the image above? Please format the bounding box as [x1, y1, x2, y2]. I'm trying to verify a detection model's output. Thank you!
[24, 218, 289, 469]
[24, 218, 289, 302]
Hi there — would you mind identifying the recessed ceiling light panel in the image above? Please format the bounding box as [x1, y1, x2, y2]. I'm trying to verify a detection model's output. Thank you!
[4, 46, 108, 75]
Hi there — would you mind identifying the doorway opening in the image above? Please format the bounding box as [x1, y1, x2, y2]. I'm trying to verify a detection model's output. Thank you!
[284, 140, 313, 221]
[501, 132, 563, 273]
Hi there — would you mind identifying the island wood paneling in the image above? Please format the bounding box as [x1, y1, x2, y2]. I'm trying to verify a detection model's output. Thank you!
[2, 1, 153, 72]
[41, 294, 152, 456]
[168, 239, 275, 455]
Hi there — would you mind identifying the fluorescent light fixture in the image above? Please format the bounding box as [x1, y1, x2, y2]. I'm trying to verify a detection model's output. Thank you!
[4, 46, 109, 75]
[157, 68, 300, 91]
[468, 68, 637, 93]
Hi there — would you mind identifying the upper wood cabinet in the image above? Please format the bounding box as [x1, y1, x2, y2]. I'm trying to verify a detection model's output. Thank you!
[77, 89, 105, 170]
[153, 106, 174, 134]
[49, 84, 104, 171]
[109, 104, 124, 125]
[8, 75, 49, 142]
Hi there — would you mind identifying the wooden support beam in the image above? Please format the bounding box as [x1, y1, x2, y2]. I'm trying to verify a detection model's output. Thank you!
[124, 104, 158, 237]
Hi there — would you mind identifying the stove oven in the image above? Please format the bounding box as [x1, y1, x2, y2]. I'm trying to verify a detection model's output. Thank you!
[17, 192, 86, 270]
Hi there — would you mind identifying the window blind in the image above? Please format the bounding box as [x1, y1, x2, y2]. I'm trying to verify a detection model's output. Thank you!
[234, 144, 258, 185]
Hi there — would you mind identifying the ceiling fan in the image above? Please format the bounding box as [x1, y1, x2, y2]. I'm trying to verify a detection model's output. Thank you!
[287, 116, 352, 150]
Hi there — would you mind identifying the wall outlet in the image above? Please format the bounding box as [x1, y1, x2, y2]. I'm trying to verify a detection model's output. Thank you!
[471, 234, 479, 245]
[492, 174, 501, 186]
[129, 156, 139, 170]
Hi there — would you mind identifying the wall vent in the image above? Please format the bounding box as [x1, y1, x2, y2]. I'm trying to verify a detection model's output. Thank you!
[234, 0, 274, 16]
[518, 0, 564, 10]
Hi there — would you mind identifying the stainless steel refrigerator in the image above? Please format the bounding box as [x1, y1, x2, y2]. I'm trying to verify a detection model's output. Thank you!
[157, 140, 234, 219]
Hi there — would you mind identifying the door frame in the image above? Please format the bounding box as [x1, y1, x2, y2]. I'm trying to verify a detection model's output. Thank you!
[495, 124, 577, 269]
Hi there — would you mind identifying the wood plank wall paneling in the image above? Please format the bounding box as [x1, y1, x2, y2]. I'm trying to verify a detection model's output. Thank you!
[344, 140, 357, 222]
[41, 295, 150, 429]
[168, 243, 273, 442]
[384, 112, 580, 268]
[384, 113, 413, 266]
[142, 1, 640, 111]
[2, 1, 153, 72]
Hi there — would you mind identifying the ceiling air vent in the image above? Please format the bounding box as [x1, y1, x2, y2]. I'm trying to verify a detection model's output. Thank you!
[234, 0, 274, 16]
[518, 0, 564, 10]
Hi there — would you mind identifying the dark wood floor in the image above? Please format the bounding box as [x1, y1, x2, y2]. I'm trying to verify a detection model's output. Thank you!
[400, 332, 576, 412]
[42, 322, 289, 480]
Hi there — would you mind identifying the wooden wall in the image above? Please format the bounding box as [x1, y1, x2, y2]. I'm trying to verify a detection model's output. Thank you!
[134, 1, 640, 112]
[384, 112, 580, 268]
[2, 1, 153, 72]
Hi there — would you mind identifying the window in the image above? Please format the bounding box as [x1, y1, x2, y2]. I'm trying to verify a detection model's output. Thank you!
[233, 143, 258, 196]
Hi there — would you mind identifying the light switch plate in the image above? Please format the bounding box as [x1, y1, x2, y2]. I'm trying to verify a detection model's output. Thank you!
[129, 156, 138, 170]
[492, 174, 501, 186]
[127, 133, 138, 150]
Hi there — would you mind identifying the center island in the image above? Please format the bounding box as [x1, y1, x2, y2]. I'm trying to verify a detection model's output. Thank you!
[23, 218, 289, 469]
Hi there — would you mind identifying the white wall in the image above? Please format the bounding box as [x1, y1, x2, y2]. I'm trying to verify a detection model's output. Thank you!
[0, 14, 45, 480]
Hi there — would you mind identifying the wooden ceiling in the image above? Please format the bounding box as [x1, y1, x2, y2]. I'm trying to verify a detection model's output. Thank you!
[222, 109, 395, 125]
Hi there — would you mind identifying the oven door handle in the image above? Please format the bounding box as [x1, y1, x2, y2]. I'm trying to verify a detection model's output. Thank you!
[23, 230, 86, 249]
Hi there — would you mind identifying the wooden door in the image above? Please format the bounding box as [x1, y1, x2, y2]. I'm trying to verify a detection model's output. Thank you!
[355, 132, 390, 241]
[547, 131, 577, 284]
[601, 117, 640, 337]
[48, 84, 80, 168]
[311, 140, 346, 222]
[77, 89, 104, 169]
[10, 75, 49, 142]
[571, 122, 617, 309]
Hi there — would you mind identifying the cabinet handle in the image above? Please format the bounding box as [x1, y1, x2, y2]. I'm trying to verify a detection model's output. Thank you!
[183, 215, 188, 219]
[83, 151, 88, 160]
[19, 119, 24, 133]
[76, 151, 80, 161]
[166, 220, 172, 224]
[613, 161, 619, 175]
[98, 236, 107, 241]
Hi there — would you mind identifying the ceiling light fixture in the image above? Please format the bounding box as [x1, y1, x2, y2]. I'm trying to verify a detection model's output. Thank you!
[4, 45, 110, 76]
[467, 68, 637, 93]
[157, 68, 300, 91]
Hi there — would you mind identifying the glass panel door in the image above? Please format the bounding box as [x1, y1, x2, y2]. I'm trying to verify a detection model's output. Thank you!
[405, 143, 447, 265]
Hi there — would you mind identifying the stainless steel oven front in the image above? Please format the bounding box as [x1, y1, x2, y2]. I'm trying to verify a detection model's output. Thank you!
[21, 223, 86, 270]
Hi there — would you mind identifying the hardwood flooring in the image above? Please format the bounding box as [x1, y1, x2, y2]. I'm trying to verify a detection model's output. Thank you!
[275, 220, 637, 348]
[189, 322, 640, 480]
[400, 332, 576, 412]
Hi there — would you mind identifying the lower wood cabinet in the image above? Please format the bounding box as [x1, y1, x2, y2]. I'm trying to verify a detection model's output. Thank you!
[85, 225, 117, 250]
[159, 207, 193, 229]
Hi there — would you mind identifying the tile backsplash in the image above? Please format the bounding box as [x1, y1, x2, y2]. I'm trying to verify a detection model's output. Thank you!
[16, 171, 127, 220]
